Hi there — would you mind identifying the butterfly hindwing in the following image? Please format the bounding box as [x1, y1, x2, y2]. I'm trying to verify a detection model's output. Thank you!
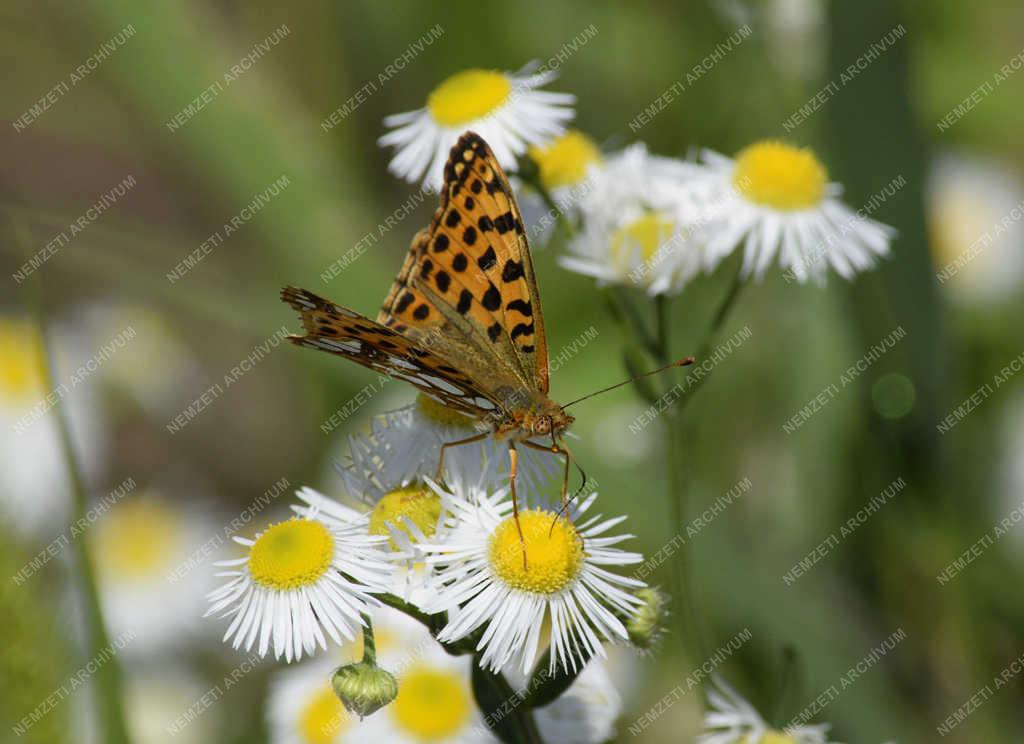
[282, 286, 502, 417]
[377, 132, 550, 396]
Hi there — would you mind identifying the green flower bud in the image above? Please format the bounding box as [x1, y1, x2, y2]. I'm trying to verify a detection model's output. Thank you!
[332, 661, 398, 718]
[626, 587, 668, 650]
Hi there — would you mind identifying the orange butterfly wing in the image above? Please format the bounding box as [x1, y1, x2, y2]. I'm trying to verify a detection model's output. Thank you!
[281, 286, 502, 418]
[377, 132, 550, 397]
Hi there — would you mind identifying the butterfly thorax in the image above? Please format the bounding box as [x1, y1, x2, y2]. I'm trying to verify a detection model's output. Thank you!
[496, 398, 574, 440]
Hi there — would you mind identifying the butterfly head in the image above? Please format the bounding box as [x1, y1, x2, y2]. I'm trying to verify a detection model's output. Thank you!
[524, 403, 574, 438]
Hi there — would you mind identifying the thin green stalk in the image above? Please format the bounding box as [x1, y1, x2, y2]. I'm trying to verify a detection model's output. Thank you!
[360, 614, 377, 665]
[677, 268, 745, 414]
[652, 296, 709, 672]
[29, 275, 131, 744]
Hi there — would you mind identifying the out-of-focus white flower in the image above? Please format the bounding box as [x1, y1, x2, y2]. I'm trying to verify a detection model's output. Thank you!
[420, 482, 645, 674]
[379, 64, 574, 192]
[0, 315, 105, 539]
[125, 665, 218, 744]
[559, 144, 711, 295]
[94, 488, 218, 656]
[520, 129, 604, 238]
[339, 394, 557, 504]
[927, 150, 1024, 305]
[698, 676, 834, 744]
[506, 656, 623, 744]
[696, 140, 894, 283]
[268, 606, 493, 744]
[206, 491, 392, 662]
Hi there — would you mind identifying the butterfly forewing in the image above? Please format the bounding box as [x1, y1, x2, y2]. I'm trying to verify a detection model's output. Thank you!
[377, 132, 550, 396]
[281, 286, 502, 417]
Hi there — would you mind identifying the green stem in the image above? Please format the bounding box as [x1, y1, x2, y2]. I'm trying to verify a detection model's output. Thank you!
[360, 614, 377, 665]
[28, 273, 131, 744]
[677, 268, 745, 414]
[471, 659, 544, 744]
[652, 297, 709, 674]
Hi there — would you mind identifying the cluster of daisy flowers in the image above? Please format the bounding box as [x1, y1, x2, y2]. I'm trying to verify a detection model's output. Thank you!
[379, 63, 895, 292]
[203, 62, 901, 742]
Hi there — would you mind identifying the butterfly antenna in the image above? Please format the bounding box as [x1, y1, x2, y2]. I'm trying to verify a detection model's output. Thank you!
[562, 357, 696, 408]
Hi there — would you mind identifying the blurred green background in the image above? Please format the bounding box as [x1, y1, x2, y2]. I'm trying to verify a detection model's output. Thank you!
[2, 1, 1023, 742]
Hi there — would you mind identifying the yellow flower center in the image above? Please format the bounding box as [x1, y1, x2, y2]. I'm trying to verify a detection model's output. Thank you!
[416, 393, 475, 428]
[392, 666, 471, 739]
[94, 499, 178, 580]
[488, 510, 584, 594]
[528, 130, 602, 190]
[369, 486, 442, 545]
[611, 212, 676, 265]
[248, 519, 334, 590]
[732, 140, 827, 210]
[427, 69, 512, 127]
[738, 732, 799, 744]
[298, 686, 349, 744]
[0, 318, 43, 404]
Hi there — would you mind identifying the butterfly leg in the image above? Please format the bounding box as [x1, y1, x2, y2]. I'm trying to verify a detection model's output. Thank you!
[435, 431, 490, 481]
[520, 440, 585, 550]
[508, 443, 528, 569]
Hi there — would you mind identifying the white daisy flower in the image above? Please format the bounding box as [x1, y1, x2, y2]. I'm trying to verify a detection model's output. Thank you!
[93, 488, 218, 655]
[379, 64, 575, 192]
[205, 492, 392, 662]
[696, 140, 895, 283]
[419, 482, 646, 675]
[927, 150, 1024, 305]
[268, 606, 494, 744]
[698, 676, 834, 744]
[340, 394, 558, 505]
[291, 482, 439, 608]
[559, 143, 711, 295]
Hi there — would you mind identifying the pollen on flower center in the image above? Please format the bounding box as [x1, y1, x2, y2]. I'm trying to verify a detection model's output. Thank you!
[369, 486, 442, 544]
[248, 518, 334, 590]
[392, 667, 471, 739]
[416, 393, 475, 428]
[529, 130, 602, 190]
[488, 510, 584, 594]
[611, 212, 676, 265]
[732, 140, 827, 210]
[298, 687, 348, 744]
[427, 69, 512, 127]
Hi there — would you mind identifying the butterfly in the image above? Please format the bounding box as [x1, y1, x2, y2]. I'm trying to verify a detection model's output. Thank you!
[282, 132, 578, 523]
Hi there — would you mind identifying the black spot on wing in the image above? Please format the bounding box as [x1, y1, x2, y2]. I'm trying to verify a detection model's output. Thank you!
[435, 270, 451, 293]
[510, 322, 534, 341]
[433, 234, 450, 253]
[413, 304, 430, 320]
[456, 289, 472, 315]
[506, 299, 532, 317]
[452, 253, 468, 272]
[482, 284, 501, 311]
[501, 260, 524, 282]
[494, 212, 515, 235]
[395, 293, 415, 314]
[477, 246, 497, 271]
[487, 322, 502, 342]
